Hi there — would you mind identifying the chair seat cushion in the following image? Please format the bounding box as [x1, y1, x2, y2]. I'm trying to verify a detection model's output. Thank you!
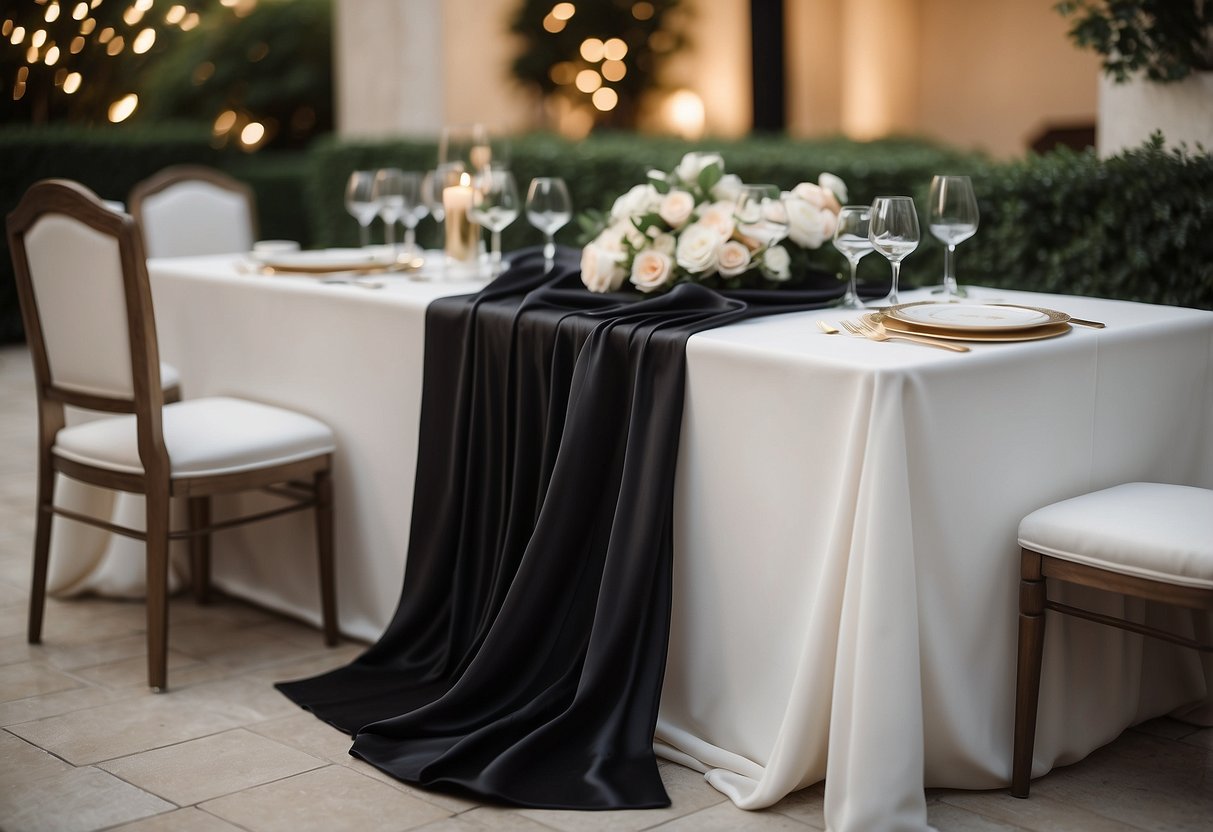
[1018, 482, 1213, 589]
[54, 396, 335, 478]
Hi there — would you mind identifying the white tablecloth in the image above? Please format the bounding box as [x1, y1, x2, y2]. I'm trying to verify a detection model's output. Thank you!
[48, 254, 1213, 831]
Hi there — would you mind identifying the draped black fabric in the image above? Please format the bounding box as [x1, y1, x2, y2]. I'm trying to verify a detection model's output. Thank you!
[277, 246, 846, 809]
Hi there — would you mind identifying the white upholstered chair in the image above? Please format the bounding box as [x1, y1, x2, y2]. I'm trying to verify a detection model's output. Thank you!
[1012, 482, 1213, 797]
[129, 165, 257, 258]
[7, 179, 338, 691]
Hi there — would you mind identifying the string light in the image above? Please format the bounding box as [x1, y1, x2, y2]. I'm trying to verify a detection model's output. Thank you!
[63, 71, 82, 93]
[69, 35, 84, 52]
[180, 11, 199, 30]
[165, 4, 184, 24]
[240, 121, 265, 147]
[579, 37, 604, 62]
[79, 17, 95, 33]
[44, 44, 60, 64]
[551, 2, 575, 19]
[32, 28, 47, 47]
[132, 26, 154, 53]
[213, 109, 237, 134]
[123, 5, 144, 25]
[109, 93, 139, 122]
[26, 45, 38, 62]
[1, 20, 12, 37]
[603, 38, 627, 61]
[575, 69, 601, 93]
[10, 25, 25, 44]
[632, 2, 653, 20]
[591, 87, 618, 111]
[106, 34, 124, 54]
[98, 26, 114, 43]
[602, 59, 626, 82]
[72, 2, 87, 20]
[45, 3, 60, 22]
[542, 13, 564, 33]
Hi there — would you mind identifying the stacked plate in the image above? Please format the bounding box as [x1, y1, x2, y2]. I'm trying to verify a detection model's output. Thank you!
[874, 302, 1072, 342]
[251, 247, 415, 276]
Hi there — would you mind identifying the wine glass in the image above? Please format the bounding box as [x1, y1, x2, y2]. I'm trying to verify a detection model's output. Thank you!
[423, 168, 447, 225]
[470, 169, 519, 277]
[395, 171, 427, 258]
[735, 184, 789, 248]
[868, 196, 920, 307]
[344, 170, 378, 247]
[372, 168, 405, 248]
[928, 175, 979, 301]
[832, 206, 874, 310]
[526, 177, 571, 272]
[439, 123, 491, 176]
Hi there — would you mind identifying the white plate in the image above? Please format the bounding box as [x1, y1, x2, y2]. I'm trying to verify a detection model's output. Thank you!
[252, 247, 398, 273]
[886, 302, 1067, 331]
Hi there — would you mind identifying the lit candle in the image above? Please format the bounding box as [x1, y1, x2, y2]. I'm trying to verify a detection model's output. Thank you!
[442, 171, 479, 264]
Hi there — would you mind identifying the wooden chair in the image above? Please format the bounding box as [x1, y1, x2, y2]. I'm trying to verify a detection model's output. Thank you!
[1012, 482, 1213, 797]
[7, 179, 338, 691]
[129, 165, 257, 258]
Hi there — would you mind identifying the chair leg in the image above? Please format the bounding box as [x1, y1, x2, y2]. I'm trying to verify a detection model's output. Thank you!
[145, 489, 172, 692]
[314, 467, 338, 646]
[28, 460, 56, 644]
[1012, 549, 1047, 798]
[187, 496, 211, 604]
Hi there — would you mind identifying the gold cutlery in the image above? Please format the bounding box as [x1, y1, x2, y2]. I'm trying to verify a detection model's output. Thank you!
[817, 320, 840, 335]
[1067, 317, 1106, 329]
[841, 319, 970, 352]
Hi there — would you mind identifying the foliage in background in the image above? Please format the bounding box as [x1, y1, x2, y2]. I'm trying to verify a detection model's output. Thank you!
[139, 0, 333, 150]
[968, 135, 1213, 307]
[0, 0, 332, 150]
[1055, 0, 1213, 82]
[509, 0, 687, 130]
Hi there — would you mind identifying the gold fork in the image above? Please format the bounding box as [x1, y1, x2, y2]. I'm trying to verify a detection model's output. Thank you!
[841, 319, 970, 353]
[816, 320, 839, 335]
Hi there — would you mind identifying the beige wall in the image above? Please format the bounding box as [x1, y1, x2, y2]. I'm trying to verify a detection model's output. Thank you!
[335, 0, 1099, 156]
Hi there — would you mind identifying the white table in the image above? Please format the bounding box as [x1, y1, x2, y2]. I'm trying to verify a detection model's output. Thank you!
[50, 254, 1213, 831]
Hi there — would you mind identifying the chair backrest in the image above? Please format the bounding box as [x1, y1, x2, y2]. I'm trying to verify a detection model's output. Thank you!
[129, 165, 257, 258]
[7, 179, 167, 436]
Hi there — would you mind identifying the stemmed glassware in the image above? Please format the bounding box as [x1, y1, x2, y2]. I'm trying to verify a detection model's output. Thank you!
[439, 123, 491, 175]
[868, 196, 920, 307]
[372, 168, 405, 248]
[470, 169, 519, 277]
[526, 177, 571, 272]
[927, 175, 979, 300]
[396, 171, 427, 257]
[832, 206, 874, 310]
[734, 184, 789, 247]
[344, 170, 378, 247]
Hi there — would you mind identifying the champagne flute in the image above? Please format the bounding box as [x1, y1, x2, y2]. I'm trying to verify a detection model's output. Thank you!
[928, 175, 979, 300]
[832, 206, 874, 310]
[423, 168, 446, 225]
[868, 196, 920, 307]
[735, 184, 789, 248]
[470, 169, 519, 277]
[372, 168, 405, 248]
[344, 170, 378, 247]
[396, 171, 427, 258]
[526, 177, 571, 272]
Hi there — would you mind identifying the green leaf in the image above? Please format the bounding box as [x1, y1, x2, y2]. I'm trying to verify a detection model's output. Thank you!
[697, 162, 723, 194]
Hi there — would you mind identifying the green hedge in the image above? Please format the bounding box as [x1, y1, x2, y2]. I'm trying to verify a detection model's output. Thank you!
[967, 138, 1213, 308]
[3, 128, 1211, 344]
[0, 124, 312, 342]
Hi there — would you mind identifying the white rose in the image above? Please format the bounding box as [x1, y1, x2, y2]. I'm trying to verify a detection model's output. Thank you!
[650, 231, 676, 256]
[818, 172, 848, 204]
[717, 240, 752, 278]
[697, 200, 736, 239]
[581, 243, 627, 293]
[629, 249, 674, 293]
[675, 223, 722, 275]
[762, 245, 791, 281]
[610, 184, 661, 221]
[676, 151, 724, 187]
[658, 190, 695, 229]
[785, 198, 836, 249]
[710, 173, 743, 203]
[790, 182, 842, 215]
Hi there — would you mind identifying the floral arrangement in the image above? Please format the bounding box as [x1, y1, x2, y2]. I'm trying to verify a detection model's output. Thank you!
[578, 151, 848, 294]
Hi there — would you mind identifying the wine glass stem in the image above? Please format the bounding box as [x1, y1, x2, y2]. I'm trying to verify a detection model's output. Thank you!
[404, 226, 416, 254]
[384, 220, 396, 248]
[491, 230, 502, 274]
[358, 222, 369, 248]
[889, 260, 901, 305]
[848, 258, 860, 304]
[943, 244, 958, 294]
[543, 235, 555, 271]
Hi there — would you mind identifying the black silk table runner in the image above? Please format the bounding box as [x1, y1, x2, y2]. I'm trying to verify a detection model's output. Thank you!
[277, 247, 845, 809]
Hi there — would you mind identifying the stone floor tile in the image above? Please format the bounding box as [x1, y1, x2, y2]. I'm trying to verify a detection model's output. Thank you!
[99, 727, 326, 806]
[109, 807, 247, 832]
[928, 803, 1025, 831]
[659, 802, 817, 831]
[518, 761, 727, 832]
[199, 765, 452, 832]
[170, 675, 305, 724]
[414, 806, 562, 831]
[72, 650, 203, 689]
[0, 728, 74, 785]
[0, 765, 173, 832]
[7, 690, 248, 764]
[1131, 716, 1200, 741]
[767, 781, 825, 829]
[0, 680, 136, 727]
[1180, 728, 1213, 750]
[167, 618, 332, 671]
[937, 789, 1143, 831]
[40, 633, 155, 671]
[0, 660, 84, 702]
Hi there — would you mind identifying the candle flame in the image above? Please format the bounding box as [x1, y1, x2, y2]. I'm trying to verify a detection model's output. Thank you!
[459, 172, 470, 187]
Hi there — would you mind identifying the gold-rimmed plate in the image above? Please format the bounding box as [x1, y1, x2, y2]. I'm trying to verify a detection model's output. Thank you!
[872, 313, 1071, 342]
[251, 247, 420, 275]
[885, 301, 1069, 332]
